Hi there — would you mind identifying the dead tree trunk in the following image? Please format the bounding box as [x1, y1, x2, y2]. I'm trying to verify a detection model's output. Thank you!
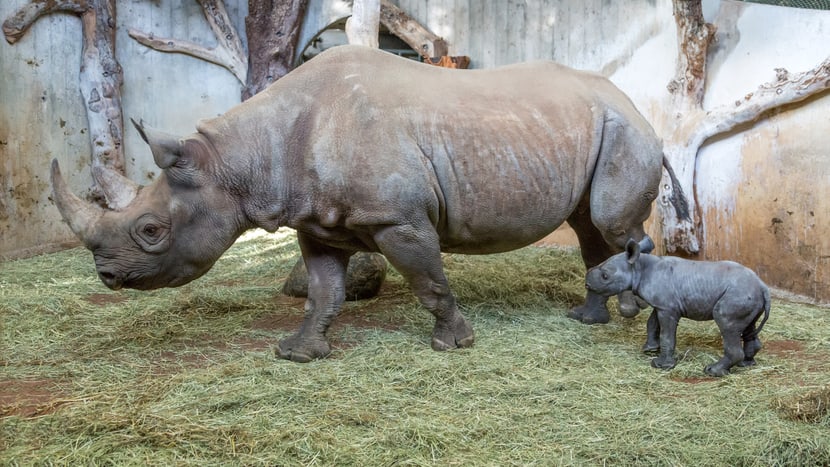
[4, 0, 125, 203]
[346, 0, 380, 47]
[243, 0, 309, 100]
[653, 0, 830, 255]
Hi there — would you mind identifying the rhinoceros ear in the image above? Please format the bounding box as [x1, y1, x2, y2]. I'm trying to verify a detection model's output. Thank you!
[131, 118, 182, 169]
[625, 239, 641, 265]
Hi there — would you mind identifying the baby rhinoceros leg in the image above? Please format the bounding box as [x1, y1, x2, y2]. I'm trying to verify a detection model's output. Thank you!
[651, 309, 678, 370]
[705, 304, 748, 376]
[705, 329, 744, 377]
[642, 310, 660, 354]
[739, 321, 763, 367]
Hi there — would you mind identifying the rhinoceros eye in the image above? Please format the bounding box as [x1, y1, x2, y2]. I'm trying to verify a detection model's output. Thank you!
[143, 224, 159, 237]
[132, 214, 171, 253]
[601, 272, 609, 281]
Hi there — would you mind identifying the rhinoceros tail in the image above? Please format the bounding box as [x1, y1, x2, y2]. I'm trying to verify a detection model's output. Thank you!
[744, 287, 771, 341]
[754, 286, 772, 338]
[662, 155, 691, 222]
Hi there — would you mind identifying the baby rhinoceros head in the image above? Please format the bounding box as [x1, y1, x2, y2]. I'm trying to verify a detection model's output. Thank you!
[585, 236, 654, 297]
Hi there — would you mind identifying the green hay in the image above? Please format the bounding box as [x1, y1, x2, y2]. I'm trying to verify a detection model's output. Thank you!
[1, 229, 829, 465]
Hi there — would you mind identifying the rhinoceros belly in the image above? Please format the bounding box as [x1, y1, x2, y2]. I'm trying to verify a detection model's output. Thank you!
[432, 147, 591, 254]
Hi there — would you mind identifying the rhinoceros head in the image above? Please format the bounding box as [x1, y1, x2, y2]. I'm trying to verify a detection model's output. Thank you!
[51, 119, 247, 290]
[585, 236, 655, 297]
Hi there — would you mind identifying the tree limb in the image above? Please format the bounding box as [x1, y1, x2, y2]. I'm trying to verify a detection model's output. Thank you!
[379, 0, 447, 59]
[128, 0, 247, 84]
[696, 56, 830, 147]
[3, 0, 87, 45]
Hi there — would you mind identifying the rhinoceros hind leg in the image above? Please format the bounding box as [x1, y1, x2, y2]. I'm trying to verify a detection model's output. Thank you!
[567, 291, 611, 324]
[738, 322, 762, 367]
[739, 337, 762, 367]
[704, 328, 744, 377]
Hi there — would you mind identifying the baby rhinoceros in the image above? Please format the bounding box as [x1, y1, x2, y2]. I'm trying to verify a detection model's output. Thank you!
[585, 236, 770, 377]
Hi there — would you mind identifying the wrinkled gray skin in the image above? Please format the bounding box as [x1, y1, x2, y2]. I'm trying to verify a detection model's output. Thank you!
[51, 45, 688, 363]
[585, 237, 771, 376]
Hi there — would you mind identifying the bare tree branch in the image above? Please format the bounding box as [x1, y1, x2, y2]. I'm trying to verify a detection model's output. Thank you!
[3, 0, 87, 44]
[128, 0, 247, 84]
[695, 56, 830, 147]
[657, 0, 829, 256]
[379, 0, 447, 59]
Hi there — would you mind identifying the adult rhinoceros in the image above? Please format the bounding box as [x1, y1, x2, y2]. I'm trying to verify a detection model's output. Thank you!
[51, 45, 688, 362]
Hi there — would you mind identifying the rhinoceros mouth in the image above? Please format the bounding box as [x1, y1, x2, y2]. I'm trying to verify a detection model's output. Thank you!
[97, 270, 124, 290]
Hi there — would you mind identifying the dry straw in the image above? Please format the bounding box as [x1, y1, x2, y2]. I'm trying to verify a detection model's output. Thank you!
[1, 229, 828, 465]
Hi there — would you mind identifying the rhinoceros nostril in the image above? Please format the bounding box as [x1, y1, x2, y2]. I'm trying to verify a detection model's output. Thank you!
[98, 270, 123, 290]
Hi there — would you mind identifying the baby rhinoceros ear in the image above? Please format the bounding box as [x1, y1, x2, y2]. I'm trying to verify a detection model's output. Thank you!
[625, 239, 641, 265]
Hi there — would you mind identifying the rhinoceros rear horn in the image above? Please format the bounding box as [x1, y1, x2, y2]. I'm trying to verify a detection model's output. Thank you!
[92, 164, 140, 211]
[51, 159, 105, 244]
[131, 118, 183, 169]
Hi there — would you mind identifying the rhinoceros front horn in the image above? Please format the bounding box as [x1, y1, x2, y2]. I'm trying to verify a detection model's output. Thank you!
[51, 159, 105, 245]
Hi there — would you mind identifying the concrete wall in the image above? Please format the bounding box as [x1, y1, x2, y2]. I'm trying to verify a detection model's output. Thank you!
[2, 0, 829, 302]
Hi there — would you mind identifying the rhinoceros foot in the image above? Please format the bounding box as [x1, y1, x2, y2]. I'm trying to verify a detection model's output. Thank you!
[703, 363, 730, 377]
[641, 343, 660, 354]
[618, 291, 648, 318]
[276, 334, 331, 363]
[566, 305, 610, 325]
[431, 313, 475, 351]
[651, 356, 676, 370]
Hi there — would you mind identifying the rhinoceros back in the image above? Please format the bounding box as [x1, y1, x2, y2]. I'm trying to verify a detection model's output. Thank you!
[199, 46, 663, 254]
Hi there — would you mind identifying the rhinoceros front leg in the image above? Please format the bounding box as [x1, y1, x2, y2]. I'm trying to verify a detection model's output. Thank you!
[277, 233, 352, 363]
[565, 201, 614, 324]
[642, 309, 660, 354]
[374, 224, 474, 351]
[567, 292, 611, 324]
[651, 309, 679, 370]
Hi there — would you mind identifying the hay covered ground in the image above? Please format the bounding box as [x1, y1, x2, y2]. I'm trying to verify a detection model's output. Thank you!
[1, 229, 828, 466]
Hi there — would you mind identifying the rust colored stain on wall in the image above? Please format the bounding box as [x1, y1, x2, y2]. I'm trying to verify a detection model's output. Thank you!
[701, 120, 830, 303]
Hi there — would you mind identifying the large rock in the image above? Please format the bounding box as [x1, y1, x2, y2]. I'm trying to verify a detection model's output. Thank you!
[282, 252, 387, 301]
